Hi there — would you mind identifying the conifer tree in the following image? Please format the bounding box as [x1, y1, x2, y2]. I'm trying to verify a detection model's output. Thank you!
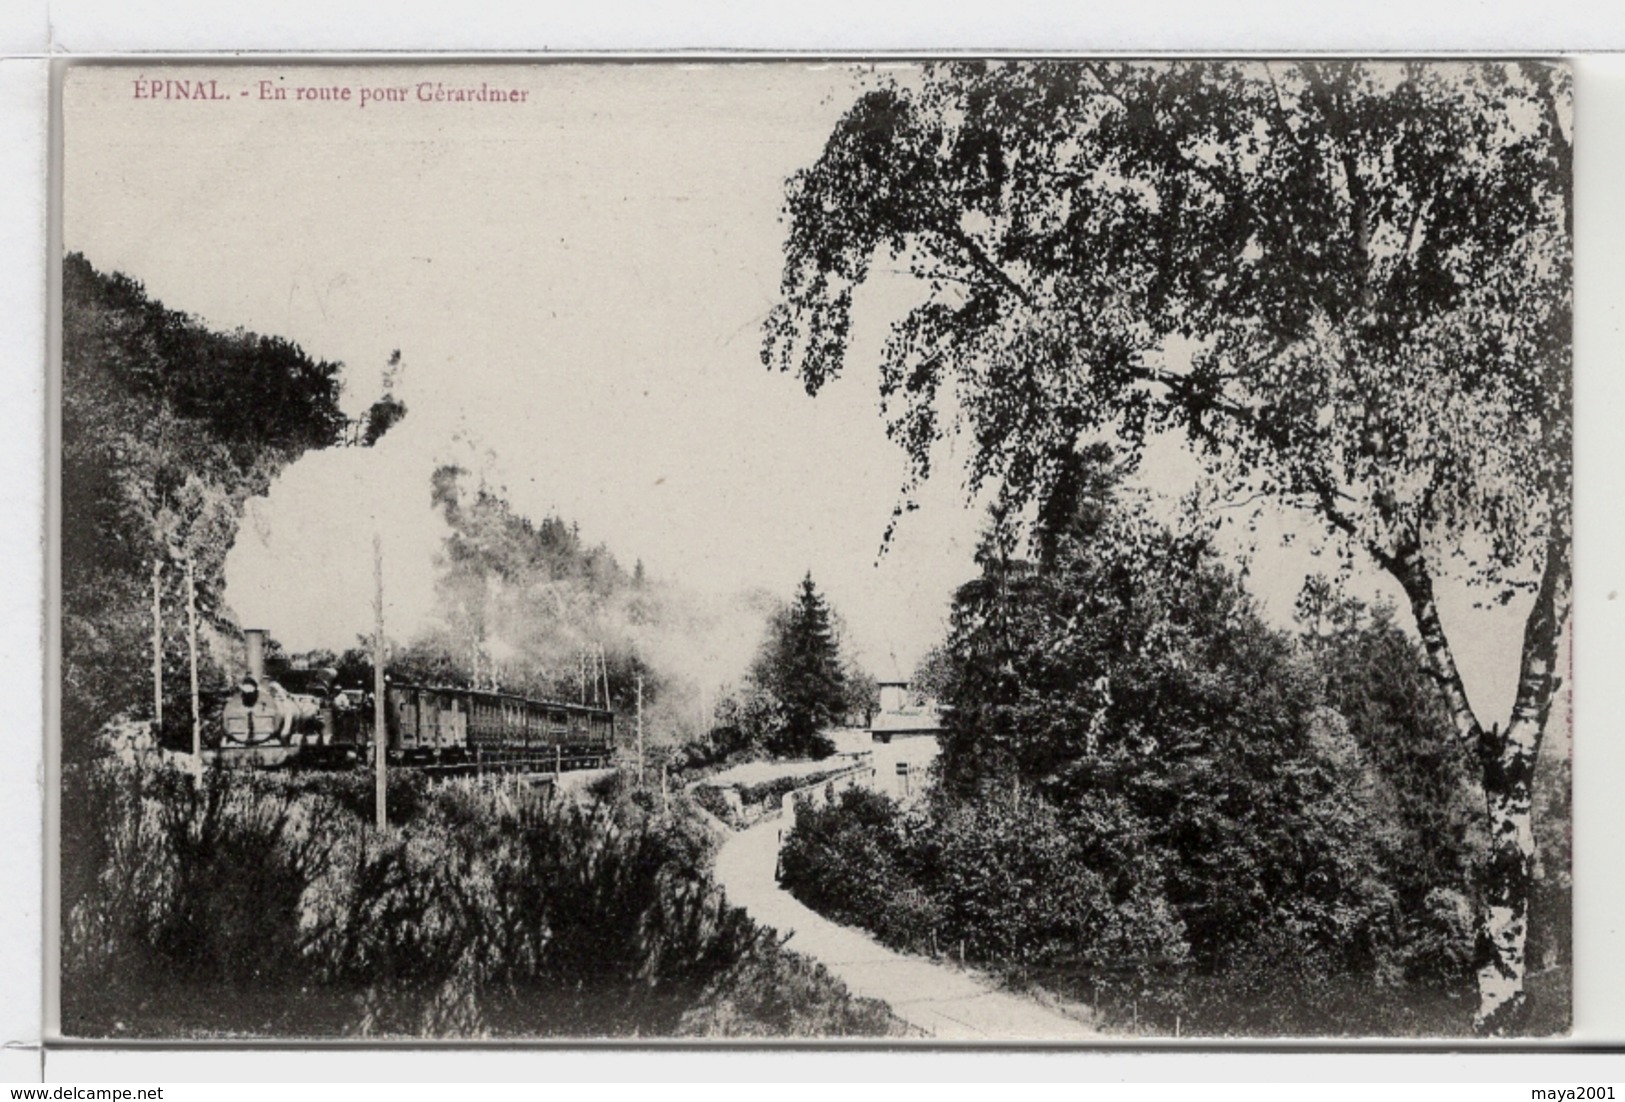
[754, 573, 847, 758]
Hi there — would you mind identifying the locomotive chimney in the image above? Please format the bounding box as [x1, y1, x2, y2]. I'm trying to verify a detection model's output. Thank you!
[244, 628, 267, 683]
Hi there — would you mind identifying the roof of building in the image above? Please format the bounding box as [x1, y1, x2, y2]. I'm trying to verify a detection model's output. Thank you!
[870, 706, 946, 734]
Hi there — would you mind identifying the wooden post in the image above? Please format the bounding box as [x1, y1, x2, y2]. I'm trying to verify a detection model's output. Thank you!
[636, 672, 644, 785]
[151, 561, 163, 736]
[373, 532, 387, 832]
[185, 558, 200, 766]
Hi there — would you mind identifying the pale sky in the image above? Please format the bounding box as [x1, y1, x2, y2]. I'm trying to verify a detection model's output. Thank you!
[62, 62, 1539, 722]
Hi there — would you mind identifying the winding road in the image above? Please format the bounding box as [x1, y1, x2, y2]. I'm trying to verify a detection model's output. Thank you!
[707, 738, 1098, 1041]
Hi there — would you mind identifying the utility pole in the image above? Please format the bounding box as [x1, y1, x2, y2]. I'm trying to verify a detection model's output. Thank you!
[636, 672, 644, 785]
[185, 557, 200, 767]
[151, 561, 163, 737]
[373, 532, 387, 832]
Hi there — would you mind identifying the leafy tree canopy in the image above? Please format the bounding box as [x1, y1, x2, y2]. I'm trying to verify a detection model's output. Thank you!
[765, 63, 1568, 605]
[934, 449, 1403, 973]
[764, 60, 1570, 1030]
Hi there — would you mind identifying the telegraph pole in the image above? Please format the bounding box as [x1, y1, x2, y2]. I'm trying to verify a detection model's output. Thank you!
[373, 532, 387, 831]
[332, 403, 392, 826]
[185, 557, 200, 767]
[636, 672, 644, 785]
[151, 561, 163, 737]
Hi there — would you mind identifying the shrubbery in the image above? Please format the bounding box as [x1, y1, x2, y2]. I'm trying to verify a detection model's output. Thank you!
[690, 766, 858, 831]
[780, 788, 1187, 999]
[687, 784, 737, 826]
[781, 450, 1486, 1033]
[778, 781, 1480, 1035]
[61, 754, 899, 1039]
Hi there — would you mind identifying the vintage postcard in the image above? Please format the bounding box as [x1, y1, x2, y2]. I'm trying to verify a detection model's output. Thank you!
[54, 59, 1572, 1042]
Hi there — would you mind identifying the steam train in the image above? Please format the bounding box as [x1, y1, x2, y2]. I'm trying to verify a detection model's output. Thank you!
[214, 629, 616, 771]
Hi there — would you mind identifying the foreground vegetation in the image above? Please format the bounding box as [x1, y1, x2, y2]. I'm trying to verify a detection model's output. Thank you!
[781, 782, 1568, 1038]
[786, 789, 1534, 1040]
[61, 749, 902, 1039]
[778, 451, 1570, 1038]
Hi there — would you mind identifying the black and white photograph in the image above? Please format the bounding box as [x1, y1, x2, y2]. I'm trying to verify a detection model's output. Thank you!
[54, 58, 1573, 1042]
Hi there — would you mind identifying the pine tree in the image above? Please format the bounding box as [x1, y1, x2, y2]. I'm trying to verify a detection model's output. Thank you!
[755, 573, 847, 758]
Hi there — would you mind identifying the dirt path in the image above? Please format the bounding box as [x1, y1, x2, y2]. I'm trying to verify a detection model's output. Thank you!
[711, 813, 1098, 1041]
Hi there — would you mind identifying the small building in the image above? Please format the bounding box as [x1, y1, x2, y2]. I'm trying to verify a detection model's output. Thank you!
[870, 679, 945, 743]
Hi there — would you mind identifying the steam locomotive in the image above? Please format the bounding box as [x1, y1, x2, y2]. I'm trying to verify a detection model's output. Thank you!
[215, 628, 616, 771]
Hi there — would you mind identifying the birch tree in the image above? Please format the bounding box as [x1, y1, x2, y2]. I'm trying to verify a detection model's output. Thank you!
[762, 60, 1571, 1031]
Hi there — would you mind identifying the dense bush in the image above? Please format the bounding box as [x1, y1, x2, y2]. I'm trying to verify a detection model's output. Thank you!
[778, 789, 924, 942]
[872, 451, 1480, 1020]
[1298, 582, 1486, 987]
[671, 722, 761, 774]
[61, 755, 897, 1039]
[926, 794, 1189, 986]
[1526, 748, 1572, 980]
[933, 503, 1400, 973]
[774, 454, 1498, 1033]
[780, 787, 1188, 999]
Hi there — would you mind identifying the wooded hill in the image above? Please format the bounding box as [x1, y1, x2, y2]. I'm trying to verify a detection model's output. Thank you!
[60, 253, 394, 757]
